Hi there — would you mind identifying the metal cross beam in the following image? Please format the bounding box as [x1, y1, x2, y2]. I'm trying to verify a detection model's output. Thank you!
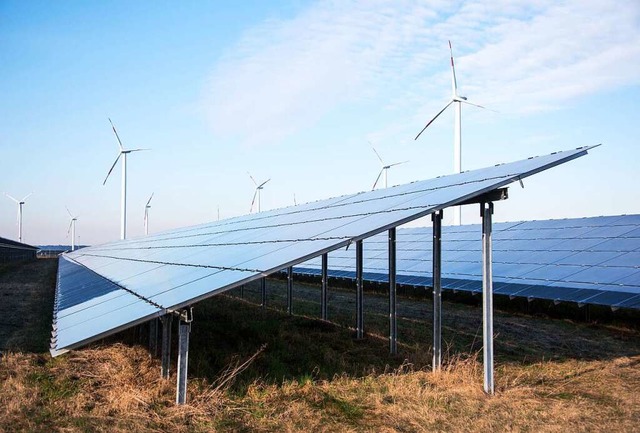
[457, 188, 508, 206]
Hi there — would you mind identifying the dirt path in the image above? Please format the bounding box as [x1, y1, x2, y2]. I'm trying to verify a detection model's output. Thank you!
[0, 258, 57, 353]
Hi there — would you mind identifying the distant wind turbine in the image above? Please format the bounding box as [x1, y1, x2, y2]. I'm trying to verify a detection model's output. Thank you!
[370, 144, 408, 190]
[66, 207, 78, 251]
[4, 192, 33, 243]
[415, 41, 490, 225]
[248, 172, 270, 213]
[143, 193, 154, 236]
[103, 118, 149, 240]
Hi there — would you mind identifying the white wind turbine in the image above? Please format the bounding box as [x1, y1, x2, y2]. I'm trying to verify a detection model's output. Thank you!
[4, 192, 33, 243]
[143, 193, 154, 236]
[248, 172, 270, 213]
[415, 41, 489, 226]
[103, 118, 149, 240]
[66, 207, 78, 251]
[370, 144, 408, 190]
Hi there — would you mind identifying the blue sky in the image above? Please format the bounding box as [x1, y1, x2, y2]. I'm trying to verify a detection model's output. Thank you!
[1, 0, 639, 245]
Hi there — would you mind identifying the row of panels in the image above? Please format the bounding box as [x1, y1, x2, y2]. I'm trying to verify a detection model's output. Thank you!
[51, 147, 595, 355]
[294, 214, 640, 309]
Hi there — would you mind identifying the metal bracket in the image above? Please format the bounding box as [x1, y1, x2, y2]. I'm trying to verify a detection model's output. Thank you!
[457, 188, 507, 208]
[479, 201, 495, 217]
[179, 307, 194, 323]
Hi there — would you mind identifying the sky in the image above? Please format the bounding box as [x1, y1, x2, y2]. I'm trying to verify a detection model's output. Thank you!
[1, 0, 639, 246]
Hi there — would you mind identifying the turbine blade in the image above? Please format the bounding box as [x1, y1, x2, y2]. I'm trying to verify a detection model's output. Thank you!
[127, 148, 150, 152]
[108, 118, 125, 151]
[460, 100, 497, 112]
[388, 160, 409, 168]
[414, 100, 454, 140]
[146, 192, 154, 207]
[250, 189, 258, 213]
[258, 178, 271, 188]
[369, 143, 384, 164]
[103, 153, 122, 185]
[247, 172, 258, 186]
[21, 192, 33, 202]
[449, 40, 458, 96]
[67, 220, 73, 236]
[371, 169, 384, 191]
[66, 206, 73, 218]
[4, 193, 19, 203]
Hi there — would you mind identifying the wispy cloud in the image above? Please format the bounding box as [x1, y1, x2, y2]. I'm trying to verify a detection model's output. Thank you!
[203, 0, 640, 146]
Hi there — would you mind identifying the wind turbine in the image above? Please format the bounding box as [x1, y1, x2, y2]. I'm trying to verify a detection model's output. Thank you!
[248, 172, 270, 213]
[143, 193, 154, 236]
[415, 41, 489, 225]
[370, 145, 408, 190]
[103, 118, 149, 240]
[4, 192, 32, 243]
[66, 207, 78, 251]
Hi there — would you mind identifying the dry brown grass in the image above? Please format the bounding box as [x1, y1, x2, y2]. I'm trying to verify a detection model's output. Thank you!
[2, 345, 639, 432]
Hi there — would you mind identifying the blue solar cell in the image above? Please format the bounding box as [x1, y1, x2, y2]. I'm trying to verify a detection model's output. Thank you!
[565, 266, 639, 285]
[589, 238, 640, 252]
[554, 251, 625, 266]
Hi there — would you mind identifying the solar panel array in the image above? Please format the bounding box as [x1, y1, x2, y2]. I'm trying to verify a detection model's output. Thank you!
[51, 146, 595, 356]
[294, 215, 640, 310]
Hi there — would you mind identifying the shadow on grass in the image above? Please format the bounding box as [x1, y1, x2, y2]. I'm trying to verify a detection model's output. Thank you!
[0, 259, 57, 354]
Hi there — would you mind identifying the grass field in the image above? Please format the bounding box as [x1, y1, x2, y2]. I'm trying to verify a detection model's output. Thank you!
[1, 258, 639, 432]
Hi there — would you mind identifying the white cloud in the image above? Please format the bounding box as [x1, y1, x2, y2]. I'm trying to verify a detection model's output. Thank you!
[203, 0, 640, 146]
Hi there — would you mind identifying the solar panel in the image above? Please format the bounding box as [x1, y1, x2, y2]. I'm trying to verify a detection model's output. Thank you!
[294, 212, 640, 310]
[51, 146, 595, 356]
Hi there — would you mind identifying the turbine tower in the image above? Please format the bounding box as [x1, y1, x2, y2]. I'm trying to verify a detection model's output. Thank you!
[248, 172, 270, 213]
[4, 192, 32, 243]
[103, 118, 149, 240]
[66, 207, 78, 251]
[415, 41, 488, 225]
[144, 193, 154, 236]
[370, 144, 408, 190]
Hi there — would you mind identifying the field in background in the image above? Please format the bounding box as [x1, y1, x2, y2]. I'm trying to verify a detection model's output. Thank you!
[1, 259, 639, 432]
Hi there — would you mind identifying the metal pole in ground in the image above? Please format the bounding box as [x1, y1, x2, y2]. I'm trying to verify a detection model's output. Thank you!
[287, 267, 293, 315]
[176, 308, 193, 405]
[389, 228, 397, 355]
[481, 202, 494, 394]
[261, 277, 267, 308]
[149, 317, 158, 357]
[240, 284, 244, 299]
[356, 239, 364, 339]
[321, 253, 328, 320]
[432, 209, 443, 371]
[160, 314, 173, 379]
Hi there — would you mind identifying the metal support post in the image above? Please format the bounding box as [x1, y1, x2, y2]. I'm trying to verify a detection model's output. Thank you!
[160, 314, 173, 379]
[321, 253, 328, 320]
[287, 267, 293, 315]
[432, 210, 443, 371]
[240, 284, 244, 299]
[356, 240, 364, 339]
[389, 228, 397, 355]
[261, 277, 267, 308]
[481, 202, 495, 395]
[176, 308, 193, 405]
[149, 317, 158, 357]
